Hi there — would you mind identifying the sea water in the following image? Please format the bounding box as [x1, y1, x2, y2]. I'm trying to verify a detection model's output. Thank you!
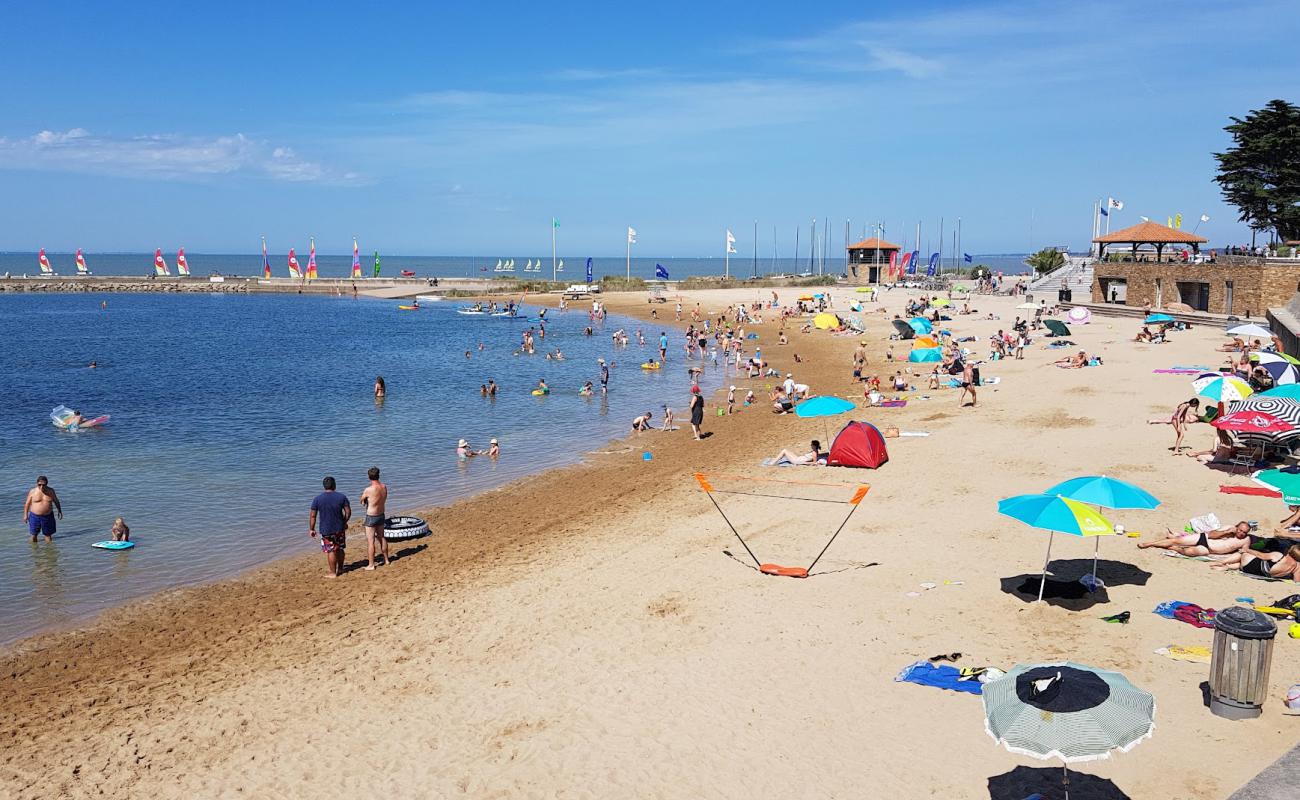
[0, 292, 717, 645]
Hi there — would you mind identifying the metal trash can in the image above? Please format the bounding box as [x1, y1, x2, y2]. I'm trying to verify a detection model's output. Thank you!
[1209, 606, 1277, 719]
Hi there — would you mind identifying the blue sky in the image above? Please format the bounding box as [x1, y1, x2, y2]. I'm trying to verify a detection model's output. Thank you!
[2, 0, 1296, 256]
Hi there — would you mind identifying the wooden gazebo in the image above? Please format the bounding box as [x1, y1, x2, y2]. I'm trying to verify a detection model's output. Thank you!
[1093, 220, 1207, 262]
[846, 237, 900, 283]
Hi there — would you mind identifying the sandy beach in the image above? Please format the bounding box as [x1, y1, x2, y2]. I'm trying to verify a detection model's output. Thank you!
[4, 286, 1298, 799]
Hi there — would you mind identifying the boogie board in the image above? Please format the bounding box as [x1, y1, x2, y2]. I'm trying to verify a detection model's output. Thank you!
[92, 540, 134, 550]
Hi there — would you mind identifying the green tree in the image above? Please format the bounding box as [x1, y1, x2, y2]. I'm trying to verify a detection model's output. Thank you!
[1214, 99, 1300, 242]
[1026, 247, 1066, 275]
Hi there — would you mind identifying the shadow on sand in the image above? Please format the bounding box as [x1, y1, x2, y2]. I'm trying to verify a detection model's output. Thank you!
[988, 765, 1131, 800]
[1000, 558, 1152, 611]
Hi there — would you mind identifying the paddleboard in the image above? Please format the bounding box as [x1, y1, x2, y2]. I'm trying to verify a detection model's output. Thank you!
[92, 540, 134, 550]
[414, 295, 443, 303]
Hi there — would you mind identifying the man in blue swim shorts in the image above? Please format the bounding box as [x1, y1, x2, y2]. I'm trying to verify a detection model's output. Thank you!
[309, 476, 351, 578]
[23, 475, 63, 542]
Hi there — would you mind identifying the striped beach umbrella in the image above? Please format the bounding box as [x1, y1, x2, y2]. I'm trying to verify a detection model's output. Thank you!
[1251, 352, 1300, 384]
[1226, 396, 1300, 426]
[1192, 373, 1253, 403]
[984, 662, 1154, 795]
[1042, 476, 1159, 588]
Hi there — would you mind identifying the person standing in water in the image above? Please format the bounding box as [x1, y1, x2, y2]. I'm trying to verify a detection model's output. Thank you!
[360, 467, 389, 570]
[23, 476, 63, 542]
[374, 376, 386, 398]
[309, 477, 351, 578]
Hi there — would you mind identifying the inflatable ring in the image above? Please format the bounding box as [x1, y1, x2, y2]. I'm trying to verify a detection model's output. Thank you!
[531, 389, 549, 396]
[640, 363, 660, 370]
[383, 516, 429, 541]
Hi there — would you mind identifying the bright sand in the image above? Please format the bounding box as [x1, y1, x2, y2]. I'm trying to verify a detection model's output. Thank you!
[3, 287, 1298, 799]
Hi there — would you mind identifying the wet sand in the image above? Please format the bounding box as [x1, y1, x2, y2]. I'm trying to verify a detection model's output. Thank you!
[3, 287, 1298, 799]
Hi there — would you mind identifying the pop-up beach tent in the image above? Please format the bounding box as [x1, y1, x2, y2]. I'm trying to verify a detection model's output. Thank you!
[827, 421, 889, 469]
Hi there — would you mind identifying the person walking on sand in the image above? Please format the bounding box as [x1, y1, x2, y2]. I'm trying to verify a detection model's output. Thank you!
[960, 360, 977, 407]
[22, 476, 63, 542]
[689, 386, 705, 440]
[360, 467, 389, 570]
[309, 477, 351, 578]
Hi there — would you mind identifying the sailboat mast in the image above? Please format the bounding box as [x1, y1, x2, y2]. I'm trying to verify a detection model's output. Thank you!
[752, 220, 757, 278]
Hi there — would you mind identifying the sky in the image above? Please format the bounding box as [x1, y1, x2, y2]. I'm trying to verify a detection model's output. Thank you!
[1, 0, 1297, 256]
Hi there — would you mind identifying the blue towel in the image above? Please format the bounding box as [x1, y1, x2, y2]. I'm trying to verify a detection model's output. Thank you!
[894, 660, 984, 695]
[1153, 600, 1194, 619]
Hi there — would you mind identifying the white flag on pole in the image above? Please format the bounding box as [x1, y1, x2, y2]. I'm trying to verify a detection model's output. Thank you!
[1200, 214, 1211, 223]
[726, 229, 736, 254]
[1107, 198, 1124, 210]
[627, 227, 637, 244]
[1139, 216, 1150, 222]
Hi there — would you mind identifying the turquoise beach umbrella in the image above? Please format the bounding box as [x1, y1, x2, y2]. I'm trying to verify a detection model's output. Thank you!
[998, 494, 1115, 603]
[909, 317, 933, 334]
[1251, 468, 1300, 504]
[794, 396, 855, 418]
[1260, 385, 1300, 400]
[1043, 476, 1159, 587]
[1145, 313, 1174, 324]
[908, 347, 942, 363]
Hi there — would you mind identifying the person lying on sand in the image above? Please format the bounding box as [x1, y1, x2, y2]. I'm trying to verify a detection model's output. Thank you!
[769, 440, 824, 465]
[1052, 350, 1090, 369]
[1138, 521, 1255, 556]
[1219, 337, 1247, 352]
[1135, 326, 1154, 343]
[1210, 545, 1300, 579]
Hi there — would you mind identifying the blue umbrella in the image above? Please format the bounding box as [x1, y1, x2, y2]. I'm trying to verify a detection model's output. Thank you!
[908, 346, 942, 363]
[794, 396, 855, 418]
[1260, 384, 1300, 400]
[998, 494, 1114, 602]
[1043, 476, 1159, 587]
[908, 317, 933, 334]
[1145, 313, 1174, 324]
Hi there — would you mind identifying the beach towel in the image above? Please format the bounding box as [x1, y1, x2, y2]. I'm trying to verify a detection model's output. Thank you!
[1153, 600, 1195, 619]
[878, 400, 907, 408]
[1155, 645, 1212, 663]
[894, 660, 983, 695]
[1163, 551, 1228, 562]
[1172, 603, 1217, 629]
[1220, 485, 1282, 498]
[1154, 369, 1202, 375]
[898, 431, 930, 437]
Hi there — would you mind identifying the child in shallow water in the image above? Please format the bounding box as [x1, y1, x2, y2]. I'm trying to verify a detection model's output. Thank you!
[111, 517, 130, 542]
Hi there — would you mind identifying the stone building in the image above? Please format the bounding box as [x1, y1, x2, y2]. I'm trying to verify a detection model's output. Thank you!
[845, 237, 900, 284]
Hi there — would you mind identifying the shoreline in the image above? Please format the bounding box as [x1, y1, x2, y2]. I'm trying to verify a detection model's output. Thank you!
[0, 292, 721, 650]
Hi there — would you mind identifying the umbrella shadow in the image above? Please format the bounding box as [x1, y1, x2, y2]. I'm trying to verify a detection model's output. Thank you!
[1000, 558, 1152, 611]
[988, 765, 1131, 800]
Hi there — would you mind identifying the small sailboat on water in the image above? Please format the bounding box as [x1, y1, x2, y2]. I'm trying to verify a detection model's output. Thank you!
[556, 259, 564, 273]
[75, 249, 91, 275]
[351, 238, 363, 278]
[154, 249, 170, 276]
[288, 248, 303, 278]
[176, 248, 191, 276]
[306, 238, 318, 279]
[38, 248, 55, 275]
[493, 259, 504, 272]
[262, 237, 272, 278]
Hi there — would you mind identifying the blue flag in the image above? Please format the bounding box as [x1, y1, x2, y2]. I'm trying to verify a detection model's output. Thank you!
[585, 257, 593, 283]
[926, 253, 939, 276]
[1099, 206, 1109, 217]
[963, 253, 973, 263]
[655, 263, 670, 280]
[907, 250, 919, 275]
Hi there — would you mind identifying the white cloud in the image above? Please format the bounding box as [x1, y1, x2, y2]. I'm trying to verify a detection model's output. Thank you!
[0, 129, 364, 185]
[863, 46, 943, 79]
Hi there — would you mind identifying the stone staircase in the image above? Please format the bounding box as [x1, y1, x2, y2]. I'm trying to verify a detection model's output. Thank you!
[1029, 258, 1094, 296]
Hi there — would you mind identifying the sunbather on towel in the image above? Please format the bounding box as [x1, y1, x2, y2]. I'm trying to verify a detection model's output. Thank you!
[1211, 545, 1300, 579]
[1139, 521, 1255, 556]
[770, 440, 824, 466]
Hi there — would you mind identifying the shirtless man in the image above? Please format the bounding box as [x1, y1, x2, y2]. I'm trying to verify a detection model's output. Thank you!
[23, 476, 63, 542]
[360, 466, 389, 570]
[1138, 521, 1254, 556]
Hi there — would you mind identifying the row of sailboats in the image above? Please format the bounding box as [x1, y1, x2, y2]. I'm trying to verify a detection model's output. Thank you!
[36, 247, 190, 276]
[262, 237, 376, 279]
[492, 259, 564, 273]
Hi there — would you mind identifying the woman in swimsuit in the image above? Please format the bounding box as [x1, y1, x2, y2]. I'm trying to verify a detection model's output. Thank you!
[374, 376, 386, 398]
[1147, 398, 1200, 454]
[770, 440, 824, 466]
[1211, 545, 1300, 579]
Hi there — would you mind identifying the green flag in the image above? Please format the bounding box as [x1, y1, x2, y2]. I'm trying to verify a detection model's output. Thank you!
[373, 251, 381, 278]
[553, 218, 560, 228]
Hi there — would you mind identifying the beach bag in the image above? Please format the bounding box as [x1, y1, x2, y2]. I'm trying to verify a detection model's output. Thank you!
[1187, 513, 1221, 534]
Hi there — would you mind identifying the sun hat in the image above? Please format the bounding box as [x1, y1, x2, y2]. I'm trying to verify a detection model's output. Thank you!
[458, 439, 468, 447]
[490, 438, 498, 444]
[729, 385, 736, 390]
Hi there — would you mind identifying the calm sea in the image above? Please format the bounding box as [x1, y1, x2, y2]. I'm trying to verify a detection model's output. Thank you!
[0, 252, 1032, 281]
[0, 292, 719, 645]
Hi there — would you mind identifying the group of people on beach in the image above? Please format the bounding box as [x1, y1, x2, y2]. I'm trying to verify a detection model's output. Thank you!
[307, 467, 392, 578]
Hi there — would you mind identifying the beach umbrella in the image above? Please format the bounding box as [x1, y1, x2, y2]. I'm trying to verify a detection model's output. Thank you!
[1144, 313, 1174, 324]
[1192, 374, 1253, 403]
[1252, 468, 1300, 503]
[954, 285, 969, 292]
[932, 298, 951, 307]
[1016, 302, 1039, 310]
[907, 346, 943, 363]
[997, 494, 1114, 602]
[1227, 323, 1274, 338]
[855, 286, 871, 293]
[1260, 384, 1300, 400]
[891, 319, 916, 339]
[798, 294, 814, 301]
[1226, 395, 1300, 426]
[1066, 306, 1092, 324]
[983, 662, 1155, 798]
[1213, 410, 1294, 434]
[794, 396, 856, 442]
[1042, 476, 1158, 587]
[1251, 350, 1300, 370]
[908, 317, 933, 334]
[813, 312, 840, 330]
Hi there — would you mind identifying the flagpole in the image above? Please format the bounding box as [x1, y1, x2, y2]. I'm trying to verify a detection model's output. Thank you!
[551, 218, 557, 282]
[725, 229, 730, 279]
[957, 217, 963, 276]
[626, 230, 631, 281]
[752, 220, 758, 278]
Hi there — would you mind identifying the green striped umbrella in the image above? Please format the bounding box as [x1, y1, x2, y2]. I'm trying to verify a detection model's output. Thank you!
[984, 662, 1155, 797]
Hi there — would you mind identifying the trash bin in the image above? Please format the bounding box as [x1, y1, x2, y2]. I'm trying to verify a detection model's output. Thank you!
[1209, 606, 1277, 719]
[1058, 288, 1071, 302]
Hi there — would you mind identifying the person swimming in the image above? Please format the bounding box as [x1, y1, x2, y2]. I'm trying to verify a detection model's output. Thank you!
[579, 381, 594, 396]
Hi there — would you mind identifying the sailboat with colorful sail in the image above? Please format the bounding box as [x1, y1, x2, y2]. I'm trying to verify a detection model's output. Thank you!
[154, 249, 170, 276]
[351, 238, 362, 278]
[373, 251, 381, 278]
[75, 249, 91, 275]
[288, 248, 303, 278]
[306, 238, 318, 279]
[38, 248, 55, 275]
[262, 237, 272, 278]
[176, 248, 191, 276]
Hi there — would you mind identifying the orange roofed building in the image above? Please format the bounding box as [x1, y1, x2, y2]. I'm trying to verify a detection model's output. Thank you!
[846, 237, 901, 284]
